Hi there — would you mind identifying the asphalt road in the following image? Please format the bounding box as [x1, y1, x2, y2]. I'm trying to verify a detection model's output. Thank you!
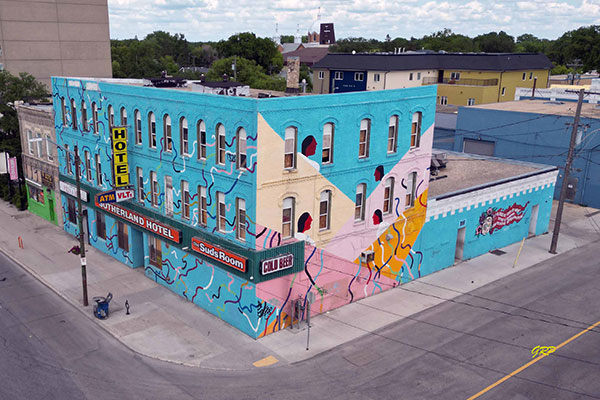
[1, 241, 599, 400]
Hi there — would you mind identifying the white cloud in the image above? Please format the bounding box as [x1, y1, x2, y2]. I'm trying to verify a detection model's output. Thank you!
[107, 0, 600, 41]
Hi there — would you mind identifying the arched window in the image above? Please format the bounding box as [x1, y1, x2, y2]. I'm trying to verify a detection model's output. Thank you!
[120, 107, 127, 126]
[134, 110, 142, 144]
[216, 123, 225, 165]
[80, 101, 88, 132]
[236, 127, 247, 169]
[383, 177, 394, 214]
[355, 183, 366, 221]
[388, 115, 398, 153]
[359, 119, 370, 158]
[319, 190, 331, 230]
[405, 172, 417, 209]
[322, 123, 334, 164]
[284, 126, 297, 169]
[236, 198, 246, 241]
[107, 105, 114, 128]
[282, 197, 295, 238]
[180, 117, 189, 155]
[60, 97, 67, 125]
[411, 112, 422, 148]
[163, 114, 172, 152]
[70, 99, 77, 130]
[197, 120, 206, 160]
[92, 102, 99, 134]
[148, 112, 156, 148]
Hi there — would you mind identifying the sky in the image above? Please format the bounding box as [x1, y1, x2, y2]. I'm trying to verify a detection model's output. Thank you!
[108, 0, 600, 42]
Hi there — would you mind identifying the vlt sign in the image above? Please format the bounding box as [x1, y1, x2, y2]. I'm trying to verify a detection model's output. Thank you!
[111, 127, 129, 188]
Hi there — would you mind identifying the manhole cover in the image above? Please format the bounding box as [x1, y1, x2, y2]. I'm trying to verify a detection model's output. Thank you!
[490, 249, 506, 256]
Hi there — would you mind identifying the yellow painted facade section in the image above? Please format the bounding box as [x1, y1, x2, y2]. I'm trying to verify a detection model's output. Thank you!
[437, 69, 550, 106]
[255, 113, 355, 248]
[358, 189, 428, 281]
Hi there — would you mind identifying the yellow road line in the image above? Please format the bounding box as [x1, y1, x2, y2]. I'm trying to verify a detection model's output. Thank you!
[252, 355, 279, 368]
[467, 319, 600, 400]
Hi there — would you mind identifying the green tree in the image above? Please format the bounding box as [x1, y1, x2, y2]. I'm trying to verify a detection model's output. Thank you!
[473, 31, 516, 53]
[207, 56, 285, 91]
[550, 25, 600, 72]
[421, 29, 475, 52]
[515, 34, 551, 54]
[280, 35, 294, 44]
[0, 71, 49, 136]
[216, 32, 282, 74]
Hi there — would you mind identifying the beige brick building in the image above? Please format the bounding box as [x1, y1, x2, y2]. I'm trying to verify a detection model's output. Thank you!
[0, 0, 112, 88]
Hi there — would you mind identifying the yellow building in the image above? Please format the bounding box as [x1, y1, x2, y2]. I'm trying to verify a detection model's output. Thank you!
[312, 53, 553, 106]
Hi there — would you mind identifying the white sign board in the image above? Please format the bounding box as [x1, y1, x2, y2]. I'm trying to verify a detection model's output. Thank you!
[116, 189, 135, 202]
[59, 181, 89, 202]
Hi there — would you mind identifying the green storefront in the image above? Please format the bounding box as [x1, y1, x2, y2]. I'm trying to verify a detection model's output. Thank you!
[25, 173, 58, 225]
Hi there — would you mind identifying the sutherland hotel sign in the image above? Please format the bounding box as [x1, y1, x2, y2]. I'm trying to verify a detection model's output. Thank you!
[95, 201, 181, 243]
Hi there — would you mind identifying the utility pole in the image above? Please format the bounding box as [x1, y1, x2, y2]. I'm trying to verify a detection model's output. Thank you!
[74, 145, 89, 306]
[549, 89, 584, 254]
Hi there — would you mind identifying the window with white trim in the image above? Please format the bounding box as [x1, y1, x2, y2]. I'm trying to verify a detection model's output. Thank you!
[61, 97, 67, 126]
[120, 107, 127, 127]
[217, 191, 226, 232]
[501, 87, 506, 96]
[354, 72, 364, 81]
[409, 72, 414, 80]
[92, 102, 99, 134]
[27, 129, 34, 154]
[383, 177, 394, 214]
[334, 71, 343, 80]
[322, 123, 334, 164]
[417, 72, 421, 80]
[467, 98, 476, 106]
[236, 198, 246, 241]
[284, 126, 297, 169]
[134, 110, 142, 144]
[318, 71, 324, 79]
[388, 115, 398, 153]
[374, 73, 380, 82]
[405, 171, 417, 209]
[164, 175, 173, 216]
[358, 119, 370, 159]
[450, 72, 460, 80]
[84, 150, 92, 181]
[216, 123, 226, 165]
[237, 127, 247, 169]
[163, 114, 172, 152]
[319, 190, 331, 230]
[522, 72, 527, 80]
[151, 171, 158, 207]
[137, 167, 144, 203]
[108, 105, 114, 128]
[70, 99, 77, 130]
[148, 112, 156, 148]
[197, 120, 207, 160]
[198, 185, 207, 226]
[46, 136, 53, 161]
[440, 96, 448, 105]
[410, 112, 422, 148]
[179, 117, 189, 156]
[355, 183, 366, 221]
[81, 101, 88, 132]
[35, 132, 43, 158]
[95, 153, 103, 186]
[65, 144, 72, 175]
[282, 197, 295, 238]
[529, 72, 533, 80]
[182, 180, 190, 220]
[149, 236, 162, 267]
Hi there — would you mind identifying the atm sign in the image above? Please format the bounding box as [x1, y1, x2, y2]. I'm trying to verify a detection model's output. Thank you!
[112, 127, 129, 187]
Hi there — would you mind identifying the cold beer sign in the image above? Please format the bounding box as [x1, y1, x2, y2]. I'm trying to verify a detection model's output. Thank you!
[111, 127, 129, 187]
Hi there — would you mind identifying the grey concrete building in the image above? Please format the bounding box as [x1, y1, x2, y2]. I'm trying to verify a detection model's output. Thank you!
[0, 0, 112, 88]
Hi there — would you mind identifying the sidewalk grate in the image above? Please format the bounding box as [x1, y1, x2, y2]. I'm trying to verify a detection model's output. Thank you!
[490, 249, 507, 256]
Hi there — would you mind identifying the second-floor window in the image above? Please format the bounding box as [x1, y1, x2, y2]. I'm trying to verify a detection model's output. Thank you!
[334, 71, 343, 80]
[411, 112, 422, 148]
[65, 144, 72, 174]
[318, 71, 324, 79]
[236, 198, 246, 241]
[180, 117, 189, 156]
[95, 154, 103, 186]
[181, 180, 190, 220]
[137, 167, 144, 203]
[217, 191, 226, 232]
[164, 175, 173, 216]
[355, 183, 366, 221]
[383, 177, 394, 214]
[120, 107, 127, 126]
[236, 127, 247, 169]
[134, 110, 142, 144]
[151, 171, 158, 207]
[198, 185, 207, 226]
[284, 126, 297, 169]
[81, 101, 88, 132]
[282, 197, 294, 239]
[216, 123, 226, 165]
[440, 96, 448, 105]
[108, 105, 114, 128]
[388, 115, 398, 153]
[148, 112, 156, 148]
[163, 115, 172, 152]
[319, 190, 331, 230]
[92, 102, 99, 134]
[322, 123, 334, 164]
[405, 171, 417, 209]
[197, 120, 207, 160]
[359, 119, 370, 159]
[451, 72, 460, 80]
[467, 98, 476, 106]
[84, 150, 92, 181]
[70, 99, 77, 130]
[374, 73, 380, 82]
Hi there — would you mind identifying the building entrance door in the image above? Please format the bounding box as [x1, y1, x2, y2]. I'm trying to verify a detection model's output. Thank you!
[529, 204, 539, 237]
[130, 228, 144, 268]
[48, 196, 55, 223]
[455, 227, 466, 262]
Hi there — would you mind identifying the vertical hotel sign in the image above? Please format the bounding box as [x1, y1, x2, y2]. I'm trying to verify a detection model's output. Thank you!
[111, 127, 129, 187]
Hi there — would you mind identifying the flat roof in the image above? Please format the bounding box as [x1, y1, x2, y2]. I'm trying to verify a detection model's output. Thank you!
[466, 99, 600, 119]
[429, 151, 556, 199]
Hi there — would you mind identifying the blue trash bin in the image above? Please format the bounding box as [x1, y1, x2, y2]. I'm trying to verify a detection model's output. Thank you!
[93, 292, 112, 320]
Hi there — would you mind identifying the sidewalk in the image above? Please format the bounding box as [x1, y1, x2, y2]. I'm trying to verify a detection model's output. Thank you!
[0, 200, 598, 370]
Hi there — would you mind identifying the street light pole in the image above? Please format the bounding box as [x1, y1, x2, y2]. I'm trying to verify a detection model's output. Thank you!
[74, 145, 89, 306]
[549, 88, 584, 254]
